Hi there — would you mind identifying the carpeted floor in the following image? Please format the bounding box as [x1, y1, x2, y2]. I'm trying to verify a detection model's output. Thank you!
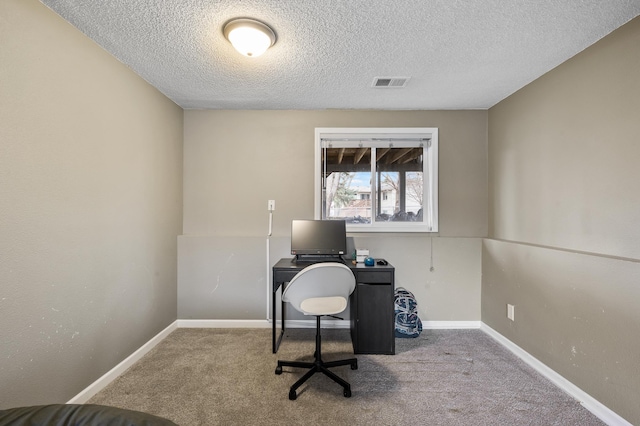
[88, 328, 605, 425]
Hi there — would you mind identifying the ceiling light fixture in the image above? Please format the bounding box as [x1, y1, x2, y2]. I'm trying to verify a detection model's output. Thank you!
[223, 18, 276, 58]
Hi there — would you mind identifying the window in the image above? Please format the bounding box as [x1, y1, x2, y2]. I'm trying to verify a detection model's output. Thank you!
[315, 128, 438, 233]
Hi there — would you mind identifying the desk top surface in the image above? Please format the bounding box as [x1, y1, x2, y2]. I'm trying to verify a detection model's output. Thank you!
[273, 257, 394, 272]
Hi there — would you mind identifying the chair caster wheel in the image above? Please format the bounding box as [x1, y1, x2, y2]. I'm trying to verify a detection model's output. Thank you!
[289, 389, 297, 400]
[275, 365, 282, 375]
[351, 360, 358, 370]
[343, 388, 351, 398]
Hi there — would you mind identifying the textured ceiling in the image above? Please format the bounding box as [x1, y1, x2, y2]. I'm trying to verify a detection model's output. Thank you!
[40, 0, 640, 110]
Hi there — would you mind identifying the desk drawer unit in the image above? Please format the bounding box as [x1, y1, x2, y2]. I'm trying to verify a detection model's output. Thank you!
[350, 268, 395, 355]
[355, 271, 392, 284]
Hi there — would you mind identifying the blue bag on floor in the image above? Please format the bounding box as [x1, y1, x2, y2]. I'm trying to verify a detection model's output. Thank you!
[394, 287, 422, 338]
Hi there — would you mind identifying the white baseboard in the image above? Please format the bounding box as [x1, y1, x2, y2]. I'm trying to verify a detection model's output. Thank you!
[283, 319, 351, 329]
[177, 319, 351, 329]
[272, 320, 480, 329]
[240, 320, 481, 330]
[67, 321, 178, 404]
[423, 320, 481, 329]
[481, 323, 631, 426]
[176, 319, 271, 328]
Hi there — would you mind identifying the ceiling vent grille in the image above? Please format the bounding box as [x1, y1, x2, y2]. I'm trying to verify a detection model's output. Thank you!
[372, 76, 410, 88]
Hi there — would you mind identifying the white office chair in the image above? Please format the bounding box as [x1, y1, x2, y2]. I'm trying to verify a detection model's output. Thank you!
[275, 262, 358, 400]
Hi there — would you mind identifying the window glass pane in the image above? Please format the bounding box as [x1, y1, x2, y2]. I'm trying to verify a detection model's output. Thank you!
[376, 171, 397, 220]
[405, 171, 424, 221]
[322, 148, 372, 223]
[375, 147, 423, 222]
[316, 128, 438, 233]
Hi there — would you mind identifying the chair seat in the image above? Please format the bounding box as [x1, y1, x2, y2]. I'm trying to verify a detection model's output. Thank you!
[300, 296, 347, 316]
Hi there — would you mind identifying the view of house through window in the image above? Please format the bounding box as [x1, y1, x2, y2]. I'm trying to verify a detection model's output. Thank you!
[322, 147, 371, 222]
[316, 128, 438, 232]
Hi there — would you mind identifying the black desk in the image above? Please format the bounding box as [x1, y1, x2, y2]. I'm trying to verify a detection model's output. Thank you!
[272, 258, 395, 355]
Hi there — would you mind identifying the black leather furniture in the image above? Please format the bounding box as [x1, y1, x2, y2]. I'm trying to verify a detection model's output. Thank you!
[0, 404, 177, 426]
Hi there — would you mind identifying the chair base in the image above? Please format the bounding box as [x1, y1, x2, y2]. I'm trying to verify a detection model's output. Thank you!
[276, 357, 358, 400]
[275, 316, 357, 400]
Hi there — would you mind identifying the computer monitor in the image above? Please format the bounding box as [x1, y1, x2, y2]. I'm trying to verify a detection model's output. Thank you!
[291, 219, 347, 258]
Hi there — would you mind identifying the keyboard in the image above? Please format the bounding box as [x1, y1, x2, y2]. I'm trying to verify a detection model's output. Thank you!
[291, 256, 346, 265]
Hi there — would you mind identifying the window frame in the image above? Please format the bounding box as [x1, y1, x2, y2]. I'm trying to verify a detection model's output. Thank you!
[314, 127, 439, 233]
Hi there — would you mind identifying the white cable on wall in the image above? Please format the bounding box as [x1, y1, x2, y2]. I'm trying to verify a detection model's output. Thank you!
[266, 239, 270, 321]
[266, 203, 274, 321]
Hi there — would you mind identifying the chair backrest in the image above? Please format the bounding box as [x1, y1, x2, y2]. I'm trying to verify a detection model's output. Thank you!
[282, 262, 356, 314]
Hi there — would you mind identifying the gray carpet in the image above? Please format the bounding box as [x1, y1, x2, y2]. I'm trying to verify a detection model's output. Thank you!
[88, 328, 605, 425]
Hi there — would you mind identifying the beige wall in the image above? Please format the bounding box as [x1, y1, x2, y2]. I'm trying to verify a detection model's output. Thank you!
[485, 17, 640, 424]
[180, 110, 487, 321]
[0, 0, 183, 408]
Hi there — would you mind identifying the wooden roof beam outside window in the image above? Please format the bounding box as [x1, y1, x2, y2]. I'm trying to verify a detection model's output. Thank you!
[390, 148, 414, 164]
[354, 147, 368, 164]
[376, 147, 390, 162]
[401, 148, 422, 164]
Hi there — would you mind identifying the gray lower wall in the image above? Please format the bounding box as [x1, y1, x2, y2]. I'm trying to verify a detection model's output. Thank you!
[180, 110, 487, 322]
[482, 240, 640, 423]
[486, 16, 640, 424]
[0, 0, 183, 408]
[178, 235, 482, 322]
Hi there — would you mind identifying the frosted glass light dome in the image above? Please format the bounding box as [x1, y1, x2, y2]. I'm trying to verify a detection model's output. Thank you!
[224, 18, 276, 57]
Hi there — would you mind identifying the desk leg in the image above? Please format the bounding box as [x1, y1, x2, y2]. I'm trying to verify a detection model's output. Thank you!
[272, 282, 276, 353]
[281, 293, 286, 333]
[272, 280, 287, 353]
[272, 281, 278, 353]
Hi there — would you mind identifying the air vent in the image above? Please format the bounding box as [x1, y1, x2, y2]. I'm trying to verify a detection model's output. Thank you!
[372, 77, 410, 88]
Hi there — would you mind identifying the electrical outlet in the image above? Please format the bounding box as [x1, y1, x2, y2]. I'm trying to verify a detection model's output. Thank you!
[507, 304, 515, 321]
[268, 200, 276, 211]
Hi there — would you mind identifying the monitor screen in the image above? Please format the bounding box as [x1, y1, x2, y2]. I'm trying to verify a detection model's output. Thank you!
[291, 220, 347, 256]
